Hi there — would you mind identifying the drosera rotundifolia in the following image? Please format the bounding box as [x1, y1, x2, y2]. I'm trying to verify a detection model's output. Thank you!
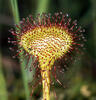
[8, 12, 86, 100]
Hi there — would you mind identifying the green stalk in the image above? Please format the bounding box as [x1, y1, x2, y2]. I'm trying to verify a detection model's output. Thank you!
[10, 0, 19, 24]
[10, 0, 30, 100]
[36, 0, 50, 14]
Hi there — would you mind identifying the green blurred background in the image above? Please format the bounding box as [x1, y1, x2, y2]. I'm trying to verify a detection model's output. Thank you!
[0, 0, 96, 100]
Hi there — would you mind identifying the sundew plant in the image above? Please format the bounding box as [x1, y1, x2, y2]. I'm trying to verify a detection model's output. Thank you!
[8, 12, 86, 100]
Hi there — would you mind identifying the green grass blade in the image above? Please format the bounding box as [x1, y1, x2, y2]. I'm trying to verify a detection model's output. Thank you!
[10, 0, 19, 24]
[36, 0, 50, 14]
[9, 0, 30, 100]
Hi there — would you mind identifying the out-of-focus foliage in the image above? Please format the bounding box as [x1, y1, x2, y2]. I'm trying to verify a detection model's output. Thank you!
[0, 0, 96, 100]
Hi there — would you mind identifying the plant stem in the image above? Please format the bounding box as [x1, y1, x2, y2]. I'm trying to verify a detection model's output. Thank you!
[9, 0, 30, 100]
[41, 69, 50, 100]
[36, 0, 50, 14]
[10, 0, 19, 24]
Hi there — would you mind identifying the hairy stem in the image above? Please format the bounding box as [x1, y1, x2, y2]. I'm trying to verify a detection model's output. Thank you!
[41, 69, 50, 100]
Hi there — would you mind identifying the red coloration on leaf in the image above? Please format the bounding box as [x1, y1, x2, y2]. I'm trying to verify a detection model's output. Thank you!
[8, 12, 86, 97]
